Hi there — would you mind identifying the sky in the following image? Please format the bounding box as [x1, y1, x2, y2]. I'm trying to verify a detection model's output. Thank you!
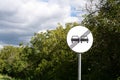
[0, 0, 98, 48]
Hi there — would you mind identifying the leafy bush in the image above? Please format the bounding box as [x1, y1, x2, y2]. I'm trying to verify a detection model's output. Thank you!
[0, 74, 18, 80]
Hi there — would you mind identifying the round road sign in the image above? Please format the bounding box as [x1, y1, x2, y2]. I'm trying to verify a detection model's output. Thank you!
[67, 26, 93, 53]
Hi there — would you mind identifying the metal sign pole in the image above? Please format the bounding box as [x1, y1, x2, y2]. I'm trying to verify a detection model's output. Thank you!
[78, 53, 81, 80]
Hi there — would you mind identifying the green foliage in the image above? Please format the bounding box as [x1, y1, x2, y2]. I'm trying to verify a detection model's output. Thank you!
[0, 74, 21, 80]
[29, 23, 78, 80]
[81, 0, 120, 80]
[0, 46, 28, 79]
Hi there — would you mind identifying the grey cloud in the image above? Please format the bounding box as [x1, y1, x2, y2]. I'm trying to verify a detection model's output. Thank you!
[0, 11, 15, 19]
[0, 33, 22, 45]
[0, 31, 33, 45]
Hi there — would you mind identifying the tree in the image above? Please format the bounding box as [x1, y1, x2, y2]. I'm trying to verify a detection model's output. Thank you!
[24, 23, 80, 80]
[81, 0, 120, 80]
[0, 46, 28, 78]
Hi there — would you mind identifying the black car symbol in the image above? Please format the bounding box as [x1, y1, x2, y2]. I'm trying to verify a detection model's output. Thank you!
[71, 35, 79, 43]
[80, 36, 89, 43]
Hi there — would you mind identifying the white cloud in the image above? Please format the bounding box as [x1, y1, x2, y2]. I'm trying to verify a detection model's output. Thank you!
[0, 0, 91, 46]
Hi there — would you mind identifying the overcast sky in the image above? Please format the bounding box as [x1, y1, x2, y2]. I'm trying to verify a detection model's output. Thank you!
[0, 0, 96, 48]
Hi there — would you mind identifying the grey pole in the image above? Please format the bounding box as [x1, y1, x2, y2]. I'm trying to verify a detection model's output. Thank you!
[78, 53, 81, 80]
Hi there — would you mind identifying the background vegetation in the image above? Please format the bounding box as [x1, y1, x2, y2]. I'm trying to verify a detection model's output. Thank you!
[0, 0, 120, 80]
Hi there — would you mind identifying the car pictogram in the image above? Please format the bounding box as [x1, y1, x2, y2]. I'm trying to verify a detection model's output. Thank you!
[80, 36, 89, 43]
[71, 35, 79, 43]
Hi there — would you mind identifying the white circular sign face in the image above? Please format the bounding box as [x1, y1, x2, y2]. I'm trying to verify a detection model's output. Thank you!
[67, 26, 93, 53]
